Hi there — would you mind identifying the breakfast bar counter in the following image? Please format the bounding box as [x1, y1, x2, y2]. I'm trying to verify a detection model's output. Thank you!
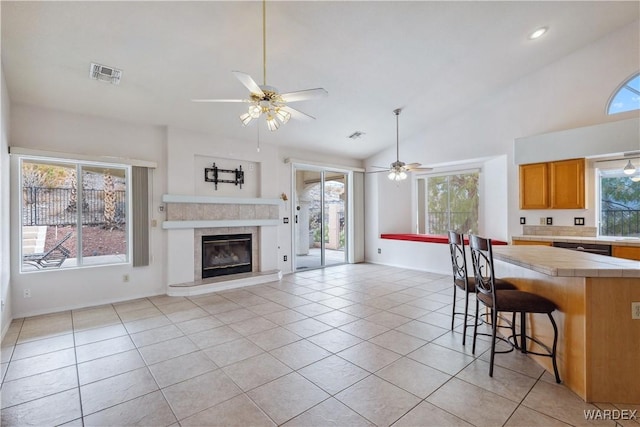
[491, 245, 639, 404]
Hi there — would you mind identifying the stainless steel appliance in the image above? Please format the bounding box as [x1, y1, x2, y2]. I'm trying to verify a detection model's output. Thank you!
[552, 241, 612, 256]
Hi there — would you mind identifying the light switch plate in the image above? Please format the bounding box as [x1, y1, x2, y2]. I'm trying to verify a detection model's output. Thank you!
[546, 217, 553, 225]
[632, 302, 640, 320]
[520, 217, 526, 225]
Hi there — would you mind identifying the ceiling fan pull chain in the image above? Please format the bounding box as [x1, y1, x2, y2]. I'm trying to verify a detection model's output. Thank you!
[257, 122, 261, 152]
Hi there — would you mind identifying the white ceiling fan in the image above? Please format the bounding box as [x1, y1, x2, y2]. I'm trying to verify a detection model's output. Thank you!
[192, 0, 327, 131]
[370, 108, 432, 180]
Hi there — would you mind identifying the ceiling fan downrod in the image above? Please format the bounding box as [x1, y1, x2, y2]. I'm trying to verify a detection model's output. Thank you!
[394, 108, 402, 162]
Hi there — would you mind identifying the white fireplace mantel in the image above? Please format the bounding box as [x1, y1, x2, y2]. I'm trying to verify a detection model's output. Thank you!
[162, 194, 281, 205]
[162, 219, 279, 229]
[161, 194, 282, 229]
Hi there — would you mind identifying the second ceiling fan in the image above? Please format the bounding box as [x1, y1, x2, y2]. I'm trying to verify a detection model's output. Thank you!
[192, 1, 327, 131]
[371, 108, 432, 180]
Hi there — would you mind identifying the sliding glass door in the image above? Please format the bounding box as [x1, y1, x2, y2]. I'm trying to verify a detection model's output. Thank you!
[294, 167, 347, 270]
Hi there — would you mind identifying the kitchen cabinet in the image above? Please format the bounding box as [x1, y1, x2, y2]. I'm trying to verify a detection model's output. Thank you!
[519, 158, 585, 209]
[549, 158, 585, 209]
[512, 240, 553, 246]
[612, 245, 640, 261]
[519, 162, 548, 209]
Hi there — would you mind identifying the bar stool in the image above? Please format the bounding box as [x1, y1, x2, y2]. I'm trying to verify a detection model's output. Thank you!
[468, 234, 561, 383]
[447, 231, 516, 345]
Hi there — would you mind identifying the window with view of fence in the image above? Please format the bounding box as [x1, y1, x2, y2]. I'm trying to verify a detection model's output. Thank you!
[418, 171, 479, 235]
[20, 158, 129, 271]
[600, 209, 640, 236]
[22, 187, 126, 226]
[599, 171, 640, 237]
[427, 211, 477, 235]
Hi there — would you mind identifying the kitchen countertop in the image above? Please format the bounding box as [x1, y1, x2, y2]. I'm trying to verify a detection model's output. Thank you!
[511, 234, 640, 247]
[492, 245, 640, 278]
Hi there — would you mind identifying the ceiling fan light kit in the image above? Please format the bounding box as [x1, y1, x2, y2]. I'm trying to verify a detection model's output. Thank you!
[193, 0, 327, 131]
[623, 159, 636, 175]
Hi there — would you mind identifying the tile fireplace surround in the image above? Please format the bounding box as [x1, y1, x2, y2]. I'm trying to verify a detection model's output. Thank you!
[194, 227, 259, 282]
[162, 195, 282, 295]
[163, 195, 280, 230]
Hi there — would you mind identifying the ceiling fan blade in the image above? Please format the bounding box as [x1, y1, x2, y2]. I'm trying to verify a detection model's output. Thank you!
[280, 88, 328, 103]
[232, 71, 265, 97]
[191, 99, 248, 103]
[282, 106, 315, 121]
[366, 169, 392, 174]
[404, 163, 433, 172]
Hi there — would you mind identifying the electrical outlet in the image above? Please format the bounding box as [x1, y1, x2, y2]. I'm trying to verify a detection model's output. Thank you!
[377, 248, 381, 254]
[123, 274, 129, 283]
[574, 217, 585, 226]
[519, 217, 526, 225]
[539, 217, 546, 225]
[632, 302, 640, 320]
[23, 289, 31, 298]
[283, 255, 287, 262]
[151, 219, 158, 227]
[546, 217, 553, 225]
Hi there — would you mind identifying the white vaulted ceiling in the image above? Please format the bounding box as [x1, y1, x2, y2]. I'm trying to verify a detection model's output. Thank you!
[2, 1, 638, 159]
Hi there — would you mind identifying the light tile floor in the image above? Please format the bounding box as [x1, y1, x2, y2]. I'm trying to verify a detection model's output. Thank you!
[1, 264, 638, 426]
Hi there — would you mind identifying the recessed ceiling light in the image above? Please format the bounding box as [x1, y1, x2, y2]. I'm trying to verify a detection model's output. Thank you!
[529, 27, 548, 40]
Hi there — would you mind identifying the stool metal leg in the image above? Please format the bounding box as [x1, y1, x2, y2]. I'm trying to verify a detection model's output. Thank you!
[548, 313, 561, 383]
[510, 312, 518, 349]
[489, 308, 497, 377]
[462, 289, 470, 345]
[472, 297, 480, 355]
[451, 285, 457, 331]
[520, 311, 527, 353]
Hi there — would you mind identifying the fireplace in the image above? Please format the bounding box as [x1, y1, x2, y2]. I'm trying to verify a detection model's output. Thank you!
[202, 234, 252, 278]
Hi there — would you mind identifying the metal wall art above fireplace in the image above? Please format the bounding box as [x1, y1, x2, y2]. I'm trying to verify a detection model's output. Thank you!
[202, 234, 252, 278]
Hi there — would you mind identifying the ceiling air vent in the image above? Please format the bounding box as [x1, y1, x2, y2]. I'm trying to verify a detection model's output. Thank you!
[348, 131, 365, 140]
[89, 63, 122, 85]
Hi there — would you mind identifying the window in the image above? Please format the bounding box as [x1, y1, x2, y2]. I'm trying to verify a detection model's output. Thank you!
[20, 156, 130, 271]
[598, 166, 640, 237]
[607, 73, 640, 115]
[417, 171, 479, 235]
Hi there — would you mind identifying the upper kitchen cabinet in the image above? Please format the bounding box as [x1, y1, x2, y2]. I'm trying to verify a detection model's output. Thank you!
[549, 158, 585, 209]
[519, 162, 549, 209]
[519, 158, 585, 209]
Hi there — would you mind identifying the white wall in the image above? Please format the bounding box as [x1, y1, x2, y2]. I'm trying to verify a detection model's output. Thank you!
[164, 126, 281, 285]
[482, 155, 509, 240]
[365, 21, 640, 268]
[163, 126, 363, 284]
[1, 63, 12, 336]
[9, 105, 167, 318]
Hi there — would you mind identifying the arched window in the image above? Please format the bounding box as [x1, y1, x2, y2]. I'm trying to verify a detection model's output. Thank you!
[607, 73, 640, 115]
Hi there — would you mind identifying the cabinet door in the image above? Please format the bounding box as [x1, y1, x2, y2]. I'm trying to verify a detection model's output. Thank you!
[512, 240, 553, 246]
[612, 246, 640, 261]
[519, 162, 549, 209]
[550, 158, 585, 209]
